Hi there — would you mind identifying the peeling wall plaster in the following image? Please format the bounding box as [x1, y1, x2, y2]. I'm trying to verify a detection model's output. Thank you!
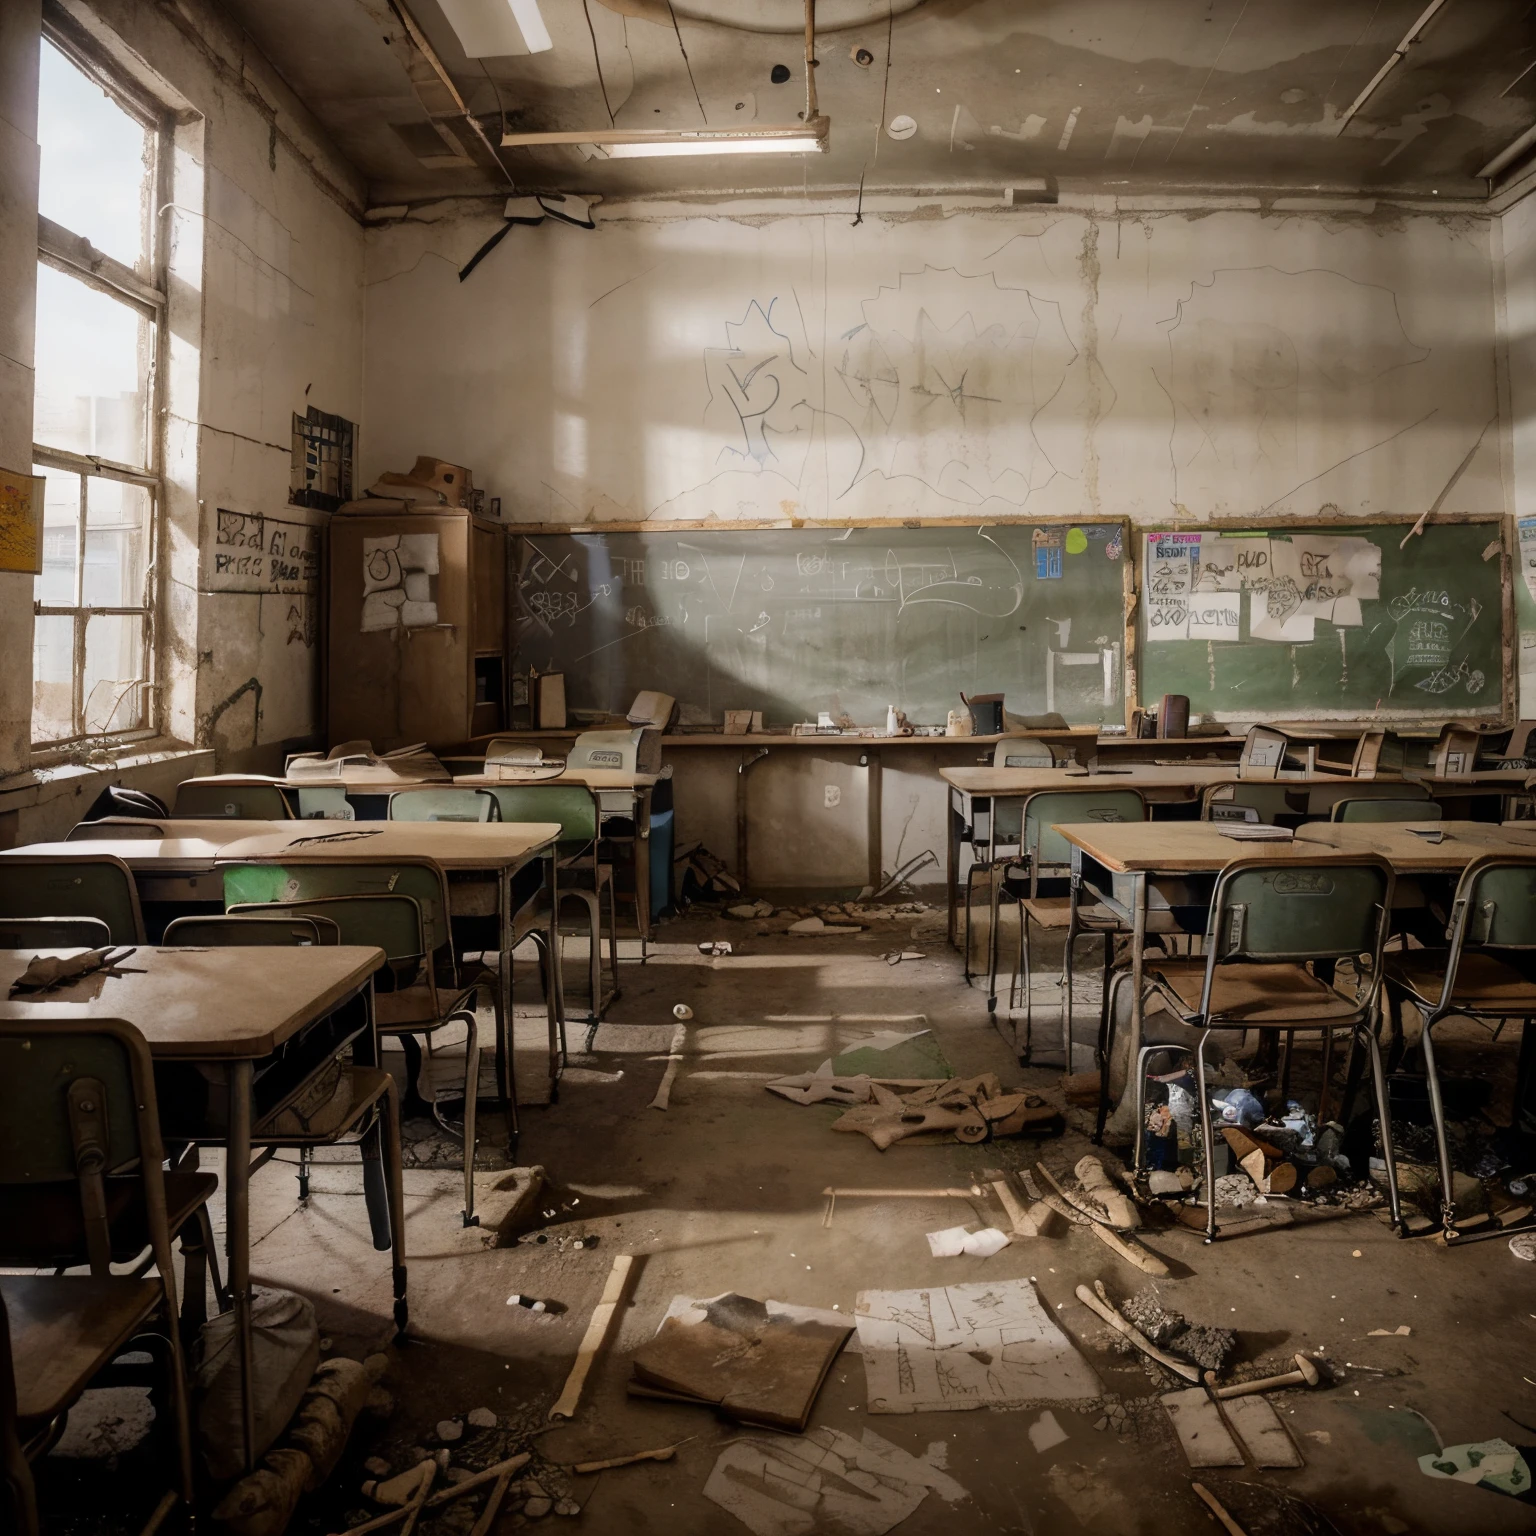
[364, 203, 1503, 530]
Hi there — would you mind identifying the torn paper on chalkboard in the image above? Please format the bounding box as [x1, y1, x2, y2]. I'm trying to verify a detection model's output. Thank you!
[1188, 594, 1240, 642]
[1520, 516, 1536, 603]
[1144, 534, 1197, 641]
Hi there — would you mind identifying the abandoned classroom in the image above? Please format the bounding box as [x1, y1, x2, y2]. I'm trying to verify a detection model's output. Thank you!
[6, 2, 1536, 1534]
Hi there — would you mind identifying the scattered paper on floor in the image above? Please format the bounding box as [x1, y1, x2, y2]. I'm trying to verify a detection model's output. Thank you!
[854, 1280, 1101, 1414]
[703, 1426, 967, 1536]
[925, 1226, 1010, 1258]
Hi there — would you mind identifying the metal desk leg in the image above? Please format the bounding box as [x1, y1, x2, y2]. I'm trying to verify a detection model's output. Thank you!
[497, 867, 521, 1154]
[544, 855, 564, 1098]
[634, 788, 652, 959]
[1126, 872, 1148, 1140]
[947, 792, 962, 949]
[227, 1060, 255, 1475]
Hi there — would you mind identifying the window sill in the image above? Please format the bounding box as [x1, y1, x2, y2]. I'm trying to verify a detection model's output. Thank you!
[0, 739, 212, 802]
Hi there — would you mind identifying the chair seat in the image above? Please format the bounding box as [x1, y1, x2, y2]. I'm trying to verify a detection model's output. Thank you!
[1, 1274, 164, 1425]
[0, 1170, 217, 1270]
[1384, 949, 1536, 1015]
[1019, 897, 1118, 929]
[1146, 958, 1363, 1027]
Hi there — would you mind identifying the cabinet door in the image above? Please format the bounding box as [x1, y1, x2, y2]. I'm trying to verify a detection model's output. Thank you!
[472, 522, 506, 654]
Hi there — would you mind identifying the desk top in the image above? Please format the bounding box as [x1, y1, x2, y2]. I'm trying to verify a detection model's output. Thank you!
[2, 838, 234, 874]
[448, 771, 658, 791]
[1060, 819, 1520, 875]
[216, 822, 561, 870]
[0, 945, 382, 1058]
[942, 764, 1240, 796]
[68, 818, 288, 842]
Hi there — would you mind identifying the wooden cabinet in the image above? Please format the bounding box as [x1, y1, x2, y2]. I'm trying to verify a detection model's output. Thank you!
[327, 506, 506, 750]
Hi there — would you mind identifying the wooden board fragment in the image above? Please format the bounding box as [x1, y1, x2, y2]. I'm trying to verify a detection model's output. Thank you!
[1161, 1387, 1246, 1468]
[1220, 1394, 1303, 1468]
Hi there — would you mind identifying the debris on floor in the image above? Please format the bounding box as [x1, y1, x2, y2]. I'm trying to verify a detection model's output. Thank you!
[703, 1426, 967, 1536]
[855, 1279, 1102, 1413]
[1160, 1385, 1246, 1468]
[1117, 1287, 1237, 1375]
[831, 1076, 1065, 1150]
[1419, 1438, 1532, 1499]
[629, 1291, 854, 1431]
[924, 1224, 1010, 1257]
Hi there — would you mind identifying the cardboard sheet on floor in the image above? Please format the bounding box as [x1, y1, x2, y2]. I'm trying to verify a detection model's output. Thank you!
[630, 1292, 853, 1431]
[1161, 1387, 1245, 1468]
[854, 1280, 1101, 1414]
[825, 1028, 952, 1081]
[703, 1426, 967, 1536]
[1221, 1393, 1302, 1468]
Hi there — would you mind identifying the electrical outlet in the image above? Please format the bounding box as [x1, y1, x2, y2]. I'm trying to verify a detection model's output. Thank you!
[824, 784, 842, 809]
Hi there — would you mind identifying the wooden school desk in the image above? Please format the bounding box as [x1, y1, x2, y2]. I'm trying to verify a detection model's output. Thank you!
[941, 764, 1243, 947]
[215, 821, 564, 1103]
[1056, 819, 1515, 1135]
[0, 944, 386, 1476]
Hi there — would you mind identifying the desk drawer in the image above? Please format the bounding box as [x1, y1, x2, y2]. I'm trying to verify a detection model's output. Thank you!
[139, 873, 219, 903]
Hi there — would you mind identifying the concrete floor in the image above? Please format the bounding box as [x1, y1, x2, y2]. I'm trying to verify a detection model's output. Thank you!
[39, 910, 1536, 1534]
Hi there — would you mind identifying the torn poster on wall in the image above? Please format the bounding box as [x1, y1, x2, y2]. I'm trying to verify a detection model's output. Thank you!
[1144, 531, 1381, 643]
[362, 532, 439, 632]
[1520, 516, 1536, 605]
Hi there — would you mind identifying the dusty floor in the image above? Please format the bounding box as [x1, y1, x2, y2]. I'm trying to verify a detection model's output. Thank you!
[35, 909, 1536, 1535]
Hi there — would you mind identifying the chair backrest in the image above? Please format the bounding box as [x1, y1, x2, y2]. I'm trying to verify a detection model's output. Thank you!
[993, 737, 1055, 770]
[173, 779, 293, 821]
[1332, 798, 1443, 823]
[0, 856, 144, 945]
[1450, 855, 1536, 950]
[1203, 783, 1294, 825]
[0, 916, 113, 950]
[162, 913, 337, 947]
[387, 789, 499, 823]
[0, 1018, 179, 1293]
[1207, 856, 1393, 965]
[219, 858, 449, 953]
[228, 896, 423, 971]
[296, 787, 354, 822]
[485, 785, 599, 849]
[67, 818, 170, 841]
[1023, 790, 1146, 868]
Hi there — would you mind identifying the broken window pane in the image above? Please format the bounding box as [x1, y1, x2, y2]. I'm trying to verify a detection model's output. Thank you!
[37, 40, 151, 269]
[83, 612, 145, 735]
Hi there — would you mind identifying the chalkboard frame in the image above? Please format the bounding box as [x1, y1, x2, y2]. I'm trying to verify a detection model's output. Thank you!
[503, 517, 1139, 730]
[1133, 513, 1514, 726]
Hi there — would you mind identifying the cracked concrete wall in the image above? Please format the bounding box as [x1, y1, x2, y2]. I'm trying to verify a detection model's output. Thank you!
[362, 196, 1514, 889]
[1498, 192, 1536, 716]
[0, 0, 364, 842]
[364, 200, 1503, 528]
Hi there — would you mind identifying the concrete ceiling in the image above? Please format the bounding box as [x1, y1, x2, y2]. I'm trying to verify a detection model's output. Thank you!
[215, 0, 1536, 207]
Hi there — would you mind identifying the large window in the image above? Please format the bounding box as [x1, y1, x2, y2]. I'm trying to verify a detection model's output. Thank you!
[32, 35, 164, 747]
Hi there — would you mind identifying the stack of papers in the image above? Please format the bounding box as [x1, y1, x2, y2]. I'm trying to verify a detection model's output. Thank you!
[1218, 825, 1294, 841]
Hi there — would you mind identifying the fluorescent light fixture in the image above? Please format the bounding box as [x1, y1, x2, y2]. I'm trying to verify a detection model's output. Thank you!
[438, 0, 551, 58]
[501, 117, 830, 158]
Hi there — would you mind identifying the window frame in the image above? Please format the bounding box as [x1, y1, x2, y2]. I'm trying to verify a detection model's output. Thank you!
[31, 22, 171, 754]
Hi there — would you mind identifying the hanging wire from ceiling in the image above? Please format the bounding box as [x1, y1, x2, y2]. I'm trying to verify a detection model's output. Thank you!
[665, 1, 709, 123]
[581, 0, 617, 126]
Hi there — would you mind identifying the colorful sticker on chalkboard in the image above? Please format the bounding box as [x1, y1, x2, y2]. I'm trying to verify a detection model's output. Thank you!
[1036, 545, 1062, 579]
[1065, 527, 1088, 555]
[0, 467, 44, 575]
[1106, 530, 1122, 560]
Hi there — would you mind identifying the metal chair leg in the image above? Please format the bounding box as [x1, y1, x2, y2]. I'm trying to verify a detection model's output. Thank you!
[1417, 1009, 1459, 1230]
[1362, 1017, 1403, 1234]
[297, 1144, 311, 1203]
[1193, 1027, 1219, 1242]
[1094, 967, 1132, 1146]
[458, 1007, 479, 1227]
[379, 1077, 409, 1339]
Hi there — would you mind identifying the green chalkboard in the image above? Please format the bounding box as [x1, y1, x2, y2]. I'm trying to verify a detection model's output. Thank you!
[511, 522, 1129, 728]
[1137, 522, 1510, 721]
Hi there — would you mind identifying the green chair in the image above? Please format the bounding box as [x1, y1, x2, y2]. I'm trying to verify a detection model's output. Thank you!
[0, 855, 143, 944]
[295, 787, 354, 822]
[163, 913, 338, 947]
[172, 777, 293, 820]
[1331, 798, 1443, 823]
[0, 916, 112, 949]
[996, 790, 1149, 1070]
[1382, 854, 1536, 1233]
[1129, 855, 1401, 1240]
[220, 864, 483, 1227]
[388, 788, 499, 823]
[0, 1019, 200, 1526]
[486, 784, 620, 1028]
